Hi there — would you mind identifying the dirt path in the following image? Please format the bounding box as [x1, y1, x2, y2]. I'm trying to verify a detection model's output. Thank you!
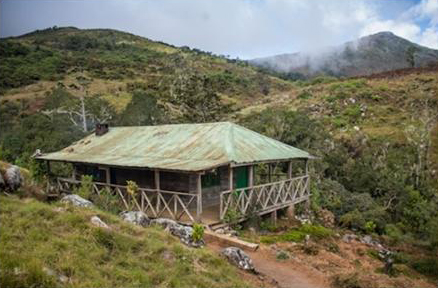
[208, 242, 330, 288]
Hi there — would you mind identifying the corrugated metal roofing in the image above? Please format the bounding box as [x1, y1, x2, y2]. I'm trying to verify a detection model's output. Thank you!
[36, 122, 311, 172]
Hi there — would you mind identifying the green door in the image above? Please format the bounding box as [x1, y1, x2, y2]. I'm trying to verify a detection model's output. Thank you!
[234, 166, 248, 189]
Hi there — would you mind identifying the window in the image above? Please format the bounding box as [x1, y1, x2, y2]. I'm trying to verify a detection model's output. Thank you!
[202, 170, 221, 188]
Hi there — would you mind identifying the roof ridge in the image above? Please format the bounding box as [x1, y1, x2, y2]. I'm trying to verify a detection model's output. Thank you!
[110, 122, 232, 129]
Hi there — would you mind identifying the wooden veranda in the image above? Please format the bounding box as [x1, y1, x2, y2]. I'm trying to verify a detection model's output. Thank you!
[56, 160, 311, 226]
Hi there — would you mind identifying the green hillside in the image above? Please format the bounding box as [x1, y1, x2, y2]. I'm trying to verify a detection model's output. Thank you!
[0, 26, 290, 101]
[1, 27, 437, 283]
[0, 195, 253, 288]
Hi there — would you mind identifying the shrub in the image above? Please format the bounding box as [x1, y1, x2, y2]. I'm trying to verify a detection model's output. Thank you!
[126, 180, 138, 196]
[339, 209, 365, 230]
[74, 175, 93, 200]
[91, 187, 124, 214]
[28, 158, 47, 184]
[385, 224, 403, 243]
[364, 221, 376, 234]
[302, 244, 319, 255]
[260, 224, 333, 244]
[223, 207, 241, 229]
[410, 257, 438, 277]
[276, 250, 290, 260]
[366, 249, 380, 260]
[325, 242, 340, 253]
[299, 224, 334, 239]
[126, 180, 139, 210]
[343, 105, 361, 122]
[192, 223, 204, 242]
[392, 252, 411, 264]
[332, 273, 368, 288]
[297, 91, 312, 100]
[332, 116, 348, 128]
[259, 220, 277, 232]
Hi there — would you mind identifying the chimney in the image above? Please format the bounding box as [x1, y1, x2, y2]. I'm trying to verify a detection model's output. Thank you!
[95, 123, 109, 136]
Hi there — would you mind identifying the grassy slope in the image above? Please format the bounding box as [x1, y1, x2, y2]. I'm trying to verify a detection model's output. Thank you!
[0, 195, 253, 288]
[239, 70, 438, 140]
[236, 70, 438, 173]
[0, 27, 293, 110]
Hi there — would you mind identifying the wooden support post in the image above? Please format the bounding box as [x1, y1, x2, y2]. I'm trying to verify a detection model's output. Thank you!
[105, 168, 110, 184]
[72, 165, 77, 180]
[248, 165, 254, 187]
[46, 161, 51, 175]
[268, 164, 272, 183]
[155, 170, 160, 190]
[229, 166, 234, 191]
[196, 173, 202, 222]
[287, 161, 293, 179]
[271, 209, 277, 225]
[305, 159, 309, 176]
[286, 204, 295, 219]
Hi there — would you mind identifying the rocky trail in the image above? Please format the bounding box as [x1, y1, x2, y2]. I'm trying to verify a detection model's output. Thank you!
[207, 242, 329, 288]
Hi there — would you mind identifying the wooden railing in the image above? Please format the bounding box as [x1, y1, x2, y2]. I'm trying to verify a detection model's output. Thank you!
[57, 177, 198, 222]
[219, 175, 310, 220]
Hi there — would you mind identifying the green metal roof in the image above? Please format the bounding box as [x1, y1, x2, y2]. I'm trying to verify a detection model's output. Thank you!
[37, 122, 311, 172]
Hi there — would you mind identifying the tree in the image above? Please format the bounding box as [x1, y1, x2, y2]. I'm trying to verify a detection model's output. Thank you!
[118, 90, 162, 126]
[404, 98, 438, 188]
[406, 46, 419, 68]
[168, 69, 230, 122]
[42, 77, 114, 132]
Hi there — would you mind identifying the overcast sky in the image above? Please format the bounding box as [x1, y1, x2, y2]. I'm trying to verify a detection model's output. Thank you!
[1, 0, 437, 59]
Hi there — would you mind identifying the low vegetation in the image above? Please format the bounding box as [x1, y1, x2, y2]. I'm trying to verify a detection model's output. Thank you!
[260, 224, 333, 244]
[0, 195, 252, 288]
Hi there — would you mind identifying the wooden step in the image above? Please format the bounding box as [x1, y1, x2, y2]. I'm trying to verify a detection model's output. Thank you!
[204, 230, 259, 252]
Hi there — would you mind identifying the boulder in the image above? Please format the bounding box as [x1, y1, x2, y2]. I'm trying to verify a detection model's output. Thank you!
[295, 214, 312, 225]
[342, 234, 358, 243]
[169, 224, 205, 248]
[150, 218, 204, 248]
[4, 165, 23, 191]
[221, 247, 255, 272]
[43, 267, 68, 283]
[60, 194, 94, 208]
[361, 235, 373, 245]
[120, 211, 150, 227]
[91, 216, 110, 229]
[150, 218, 178, 230]
[317, 209, 335, 228]
[0, 172, 5, 189]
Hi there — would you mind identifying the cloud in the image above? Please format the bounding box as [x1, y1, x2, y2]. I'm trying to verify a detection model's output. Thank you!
[360, 0, 438, 49]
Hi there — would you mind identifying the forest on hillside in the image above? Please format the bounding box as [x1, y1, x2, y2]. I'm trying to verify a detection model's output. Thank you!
[1, 28, 438, 281]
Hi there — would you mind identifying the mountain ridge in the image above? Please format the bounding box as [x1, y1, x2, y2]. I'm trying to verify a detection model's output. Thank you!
[249, 31, 438, 78]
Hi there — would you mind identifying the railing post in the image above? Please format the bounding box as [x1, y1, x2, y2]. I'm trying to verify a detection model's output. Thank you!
[220, 192, 223, 220]
[305, 159, 311, 210]
[155, 170, 160, 212]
